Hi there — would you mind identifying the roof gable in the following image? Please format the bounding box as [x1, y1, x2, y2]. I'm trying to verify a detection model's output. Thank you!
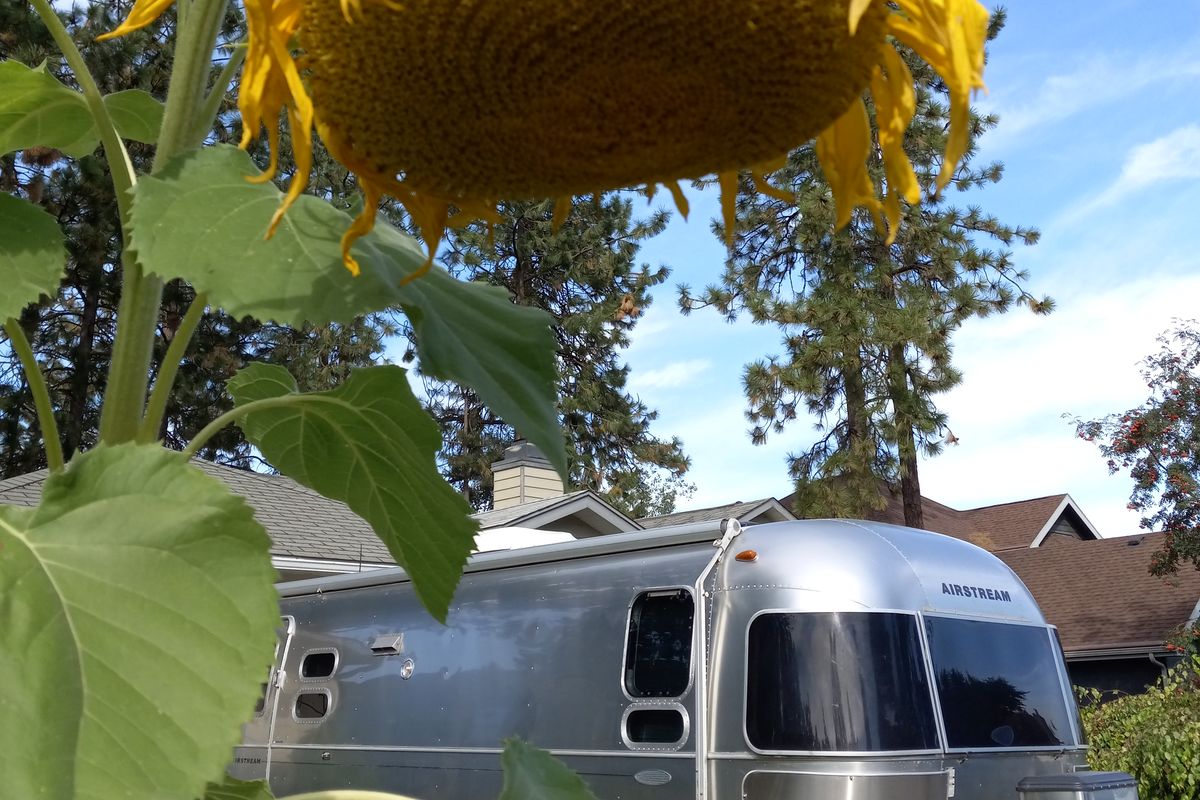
[472, 489, 638, 536]
[638, 497, 796, 529]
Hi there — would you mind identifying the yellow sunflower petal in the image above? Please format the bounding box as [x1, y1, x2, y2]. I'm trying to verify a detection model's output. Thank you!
[551, 197, 572, 232]
[664, 181, 690, 221]
[870, 46, 921, 242]
[848, 0, 878, 35]
[96, 0, 175, 40]
[717, 171, 740, 247]
[890, 0, 989, 191]
[815, 98, 881, 232]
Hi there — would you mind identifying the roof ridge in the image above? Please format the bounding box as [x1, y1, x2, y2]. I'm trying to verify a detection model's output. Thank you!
[962, 493, 1067, 513]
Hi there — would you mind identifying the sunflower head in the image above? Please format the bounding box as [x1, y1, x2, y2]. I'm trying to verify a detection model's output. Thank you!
[104, 0, 990, 277]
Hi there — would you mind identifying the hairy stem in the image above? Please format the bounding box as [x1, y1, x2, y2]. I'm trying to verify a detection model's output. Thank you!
[182, 396, 298, 459]
[138, 292, 208, 444]
[5, 318, 64, 471]
[99, 0, 230, 443]
[194, 43, 246, 144]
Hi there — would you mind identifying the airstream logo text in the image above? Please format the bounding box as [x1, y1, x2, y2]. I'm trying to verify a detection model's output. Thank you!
[941, 582, 1012, 602]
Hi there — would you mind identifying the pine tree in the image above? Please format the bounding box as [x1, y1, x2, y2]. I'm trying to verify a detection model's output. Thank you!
[407, 196, 693, 517]
[679, 11, 1048, 527]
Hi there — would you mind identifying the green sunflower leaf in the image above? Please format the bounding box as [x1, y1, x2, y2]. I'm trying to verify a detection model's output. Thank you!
[0, 443, 278, 800]
[362, 225, 566, 480]
[0, 192, 67, 319]
[0, 62, 166, 157]
[227, 363, 477, 621]
[201, 775, 275, 800]
[500, 739, 600, 800]
[102, 89, 165, 144]
[0, 60, 95, 158]
[132, 144, 566, 479]
[130, 144, 415, 324]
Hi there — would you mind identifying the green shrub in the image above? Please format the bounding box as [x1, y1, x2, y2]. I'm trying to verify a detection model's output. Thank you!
[1078, 658, 1200, 800]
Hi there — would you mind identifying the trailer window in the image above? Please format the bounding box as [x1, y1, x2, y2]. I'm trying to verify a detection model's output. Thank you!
[625, 589, 693, 698]
[627, 708, 685, 744]
[925, 617, 1075, 749]
[301, 650, 337, 679]
[746, 612, 937, 752]
[295, 692, 329, 720]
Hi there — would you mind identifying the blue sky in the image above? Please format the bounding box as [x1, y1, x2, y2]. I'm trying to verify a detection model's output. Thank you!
[620, 1, 1200, 535]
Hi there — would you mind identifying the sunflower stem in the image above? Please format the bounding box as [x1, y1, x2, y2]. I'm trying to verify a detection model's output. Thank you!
[138, 292, 208, 444]
[4, 318, 64, 472]
[182, 397, 299, 460]
[99, 0, 230, 444]
[194, 43, 245, 144]
[27, 0, 150, 445]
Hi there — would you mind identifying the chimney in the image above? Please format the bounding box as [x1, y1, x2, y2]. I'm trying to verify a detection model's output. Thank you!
[491, 440, 564, 510]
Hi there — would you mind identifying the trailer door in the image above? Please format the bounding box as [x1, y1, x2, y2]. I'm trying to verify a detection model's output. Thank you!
[231, 617, 296, 783]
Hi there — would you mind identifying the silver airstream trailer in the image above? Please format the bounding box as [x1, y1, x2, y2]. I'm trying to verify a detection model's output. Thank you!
[232, 519, 1137, 800]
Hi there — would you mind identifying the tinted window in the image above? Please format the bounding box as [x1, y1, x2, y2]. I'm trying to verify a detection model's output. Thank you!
[295, 692, 329, 719]
[625, 590, 693, 698]
[925, 617, 1075, 748]
[627, 709, 685, 744]
[302, 651, 336, 678]
[746, 612, 938, 752]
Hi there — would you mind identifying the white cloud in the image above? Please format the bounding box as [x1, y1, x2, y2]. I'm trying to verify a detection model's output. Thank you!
[983, 48, 1200, 148]
[1063, 125, 1200, 221]
[916, 272, 1200, 537]
[628, 359, 712, 392]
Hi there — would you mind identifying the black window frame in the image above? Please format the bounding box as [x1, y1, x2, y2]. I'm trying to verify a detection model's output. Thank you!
[622, 587, 695, 700]
[744, 609, 941, 755]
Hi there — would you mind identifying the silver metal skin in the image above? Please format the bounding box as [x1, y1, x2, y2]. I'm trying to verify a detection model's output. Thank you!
[232, 519, 1115, 800]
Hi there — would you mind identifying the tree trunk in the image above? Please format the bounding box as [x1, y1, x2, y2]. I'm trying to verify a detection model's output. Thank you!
[888, 339, 924, 529]
[64, 278, 99, 458]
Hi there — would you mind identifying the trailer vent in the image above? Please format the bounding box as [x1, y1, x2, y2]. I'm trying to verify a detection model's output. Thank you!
[370, 634, 405, 655]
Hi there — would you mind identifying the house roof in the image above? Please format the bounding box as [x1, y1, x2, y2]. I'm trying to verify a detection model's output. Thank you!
[861, 491, 1100, 551]
[0, 462, 396, 565]
[0, 462, 637, 564]
[639, 497, 795, 529]
[998, 533, 1200, 654]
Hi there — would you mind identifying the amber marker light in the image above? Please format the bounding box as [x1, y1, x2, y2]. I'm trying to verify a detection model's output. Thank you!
[735, 550, 759, 563]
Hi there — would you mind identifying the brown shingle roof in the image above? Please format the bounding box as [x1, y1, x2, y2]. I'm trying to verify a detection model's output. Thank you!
[999, 533, 1200, 654]
[862, 490, 1075, 551]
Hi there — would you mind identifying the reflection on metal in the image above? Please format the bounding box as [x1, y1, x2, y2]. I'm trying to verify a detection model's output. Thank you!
[744, 769, 950, 800]
[399, 658, 415, 680]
